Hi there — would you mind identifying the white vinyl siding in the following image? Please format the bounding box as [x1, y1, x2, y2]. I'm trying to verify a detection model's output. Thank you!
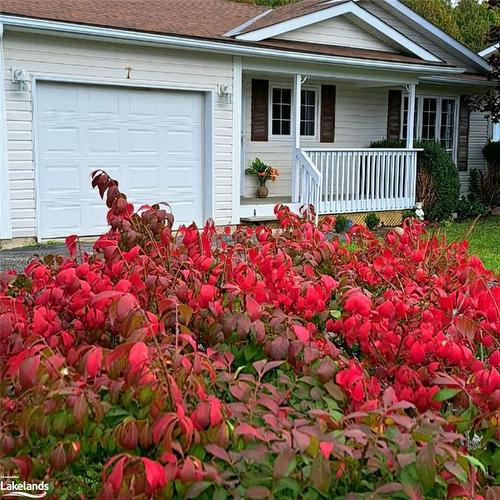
[275, 16, 397, 53]
[3, 31, 234, 238]
[461, 111, 490, 195]
[243, 76, 389, 198]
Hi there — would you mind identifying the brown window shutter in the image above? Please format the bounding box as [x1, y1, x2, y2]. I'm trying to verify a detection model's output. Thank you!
[387, 89, 402, 140]
[251, 79, 269, 142]
[320, 85, 336, 143]
[457, 95, 470, 172]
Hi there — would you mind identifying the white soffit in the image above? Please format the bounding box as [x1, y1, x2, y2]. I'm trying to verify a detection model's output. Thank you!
[234, 1, 442, 63]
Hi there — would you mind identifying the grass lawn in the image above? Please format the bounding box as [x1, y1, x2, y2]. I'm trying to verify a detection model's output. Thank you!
[430, 215, 500, 273]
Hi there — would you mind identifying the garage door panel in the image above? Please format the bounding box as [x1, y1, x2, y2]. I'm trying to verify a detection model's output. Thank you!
[86, 91, 120, 115]
[128, 129, 160, 153]
[39, 166, 81, 195]
[87, 128, 121, 153]
[37, 82, 204, 238]
[38, 86, 78, 113]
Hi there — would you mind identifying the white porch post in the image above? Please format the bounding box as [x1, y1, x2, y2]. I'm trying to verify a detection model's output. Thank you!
[231, 56, 242, 224]
[292, 74, 301, 202]
[406, 83, 416, 149]
[0, 24, 12, 240]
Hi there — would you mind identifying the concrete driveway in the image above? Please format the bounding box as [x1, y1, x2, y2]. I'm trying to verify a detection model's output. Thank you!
[0, 242, 94, 272]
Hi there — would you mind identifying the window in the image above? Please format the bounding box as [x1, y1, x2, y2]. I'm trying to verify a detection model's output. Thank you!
[440, 98, 456, 153]
[271, 87, 291, 136]
[300, 89, 316, 136]
[400, 94, 458, 160]
[402, 96, 419, 140]
[421, 98, 437, 140]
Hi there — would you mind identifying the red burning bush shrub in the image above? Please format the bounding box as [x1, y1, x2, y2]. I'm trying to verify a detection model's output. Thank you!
[0, 170, 499, 499]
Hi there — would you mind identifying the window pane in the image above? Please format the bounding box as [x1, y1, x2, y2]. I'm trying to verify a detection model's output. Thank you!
[271, 88, 292, 135]
[300, 89, 316, 136]
[282, 120, 290, 136]
[272, 104, 281, 120]
[422, 98, 437, 140]
[282, 104, 291, 121]
[402, 96, 418, 140]
[440, 99, 455, 152]
[272, 120, 281, 135]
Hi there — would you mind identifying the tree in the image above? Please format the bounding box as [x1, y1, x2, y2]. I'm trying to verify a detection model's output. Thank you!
[402, 0, 461, 39]
[473, 0, 500, 124]
[454, 0, 498, 52]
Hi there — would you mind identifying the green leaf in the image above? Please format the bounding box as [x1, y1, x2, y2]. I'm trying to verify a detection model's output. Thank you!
[273, 448, 296, 479]
[416, 443, 436, 491]
[444, 461, 468, 483]
[461, 454, 487, 474]
[213, 487, 228, 500]
[311, 453, 331, 494]
[274, 478, 301, 495]
[433, 388, 460, 401]
[329, 309, 342, 319]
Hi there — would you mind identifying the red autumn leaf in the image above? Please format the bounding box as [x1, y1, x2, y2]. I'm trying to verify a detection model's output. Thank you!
[128, 342, 149, 374]
[86, 347, 103, 378]
[10, 457, 33, 479]
[205, 444, 232, 464]
[293, 324, 310, 343]
[209, 397, 223, 427]
[117, 294, 138, 320]
[245, 296, 261, 322]
[107, 456, 127, 492]
[65, 235, 79, 259]
[142, 457, 166, 490]
[19, 356, 40, 390]
[152, 414, 177, 444]
[319, 441, 334, 459]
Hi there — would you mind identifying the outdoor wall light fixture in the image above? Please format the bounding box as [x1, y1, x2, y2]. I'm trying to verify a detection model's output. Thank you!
[12, 68, 30, 91]
[217, 83, 232, 104]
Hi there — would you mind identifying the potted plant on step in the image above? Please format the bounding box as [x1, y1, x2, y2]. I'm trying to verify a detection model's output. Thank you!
[245, 158, 279, 198]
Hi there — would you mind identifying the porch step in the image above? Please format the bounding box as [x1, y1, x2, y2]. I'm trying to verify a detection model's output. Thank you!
[240, 216, 278, 224]
[241, 196, 292, 205]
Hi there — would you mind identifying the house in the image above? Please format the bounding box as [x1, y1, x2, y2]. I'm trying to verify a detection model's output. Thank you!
[0, 0, 495, 244]
[479, 43, 499, 141]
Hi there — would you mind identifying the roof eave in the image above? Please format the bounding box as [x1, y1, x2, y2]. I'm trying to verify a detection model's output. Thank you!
[0, 14, 466, 76]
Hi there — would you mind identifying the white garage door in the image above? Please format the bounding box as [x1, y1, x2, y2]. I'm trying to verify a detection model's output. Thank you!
[36, 82, 204, 238]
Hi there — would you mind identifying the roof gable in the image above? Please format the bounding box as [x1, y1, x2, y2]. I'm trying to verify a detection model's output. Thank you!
[232, 1, 442, 63]
[274, 15, 398, 53]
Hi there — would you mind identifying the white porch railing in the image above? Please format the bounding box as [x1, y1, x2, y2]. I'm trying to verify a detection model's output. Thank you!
[300, 148, 418, 214]
[295, 148, 322, 219]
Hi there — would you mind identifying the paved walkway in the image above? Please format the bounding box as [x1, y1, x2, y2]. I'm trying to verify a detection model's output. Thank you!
[0, 243, 94, 272]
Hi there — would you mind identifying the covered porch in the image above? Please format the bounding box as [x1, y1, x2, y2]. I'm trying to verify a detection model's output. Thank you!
[238, 63, 419, 220]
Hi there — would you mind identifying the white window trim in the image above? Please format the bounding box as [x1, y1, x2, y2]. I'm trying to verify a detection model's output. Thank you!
[269, 83, 293, 139]
[300, 86, 320, 140]
[400, 93, 460, 163]
[269, 83, 321, 140]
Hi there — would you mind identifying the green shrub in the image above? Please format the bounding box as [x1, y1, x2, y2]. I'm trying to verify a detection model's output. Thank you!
[483, 140, 500, 167]
[456, 195, 488, 220]
[370, 140, 460, 221]
[419, 141, 460, 220]
[369, 138, 406, 149]
[401, 209, 415, 222]
[334, 214, 349, 233]
[364, 211, 381, 230]
[472, 141, 500, 207]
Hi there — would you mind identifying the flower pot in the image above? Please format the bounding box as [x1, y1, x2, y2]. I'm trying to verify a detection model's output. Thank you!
[257, 185, 269, 198]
